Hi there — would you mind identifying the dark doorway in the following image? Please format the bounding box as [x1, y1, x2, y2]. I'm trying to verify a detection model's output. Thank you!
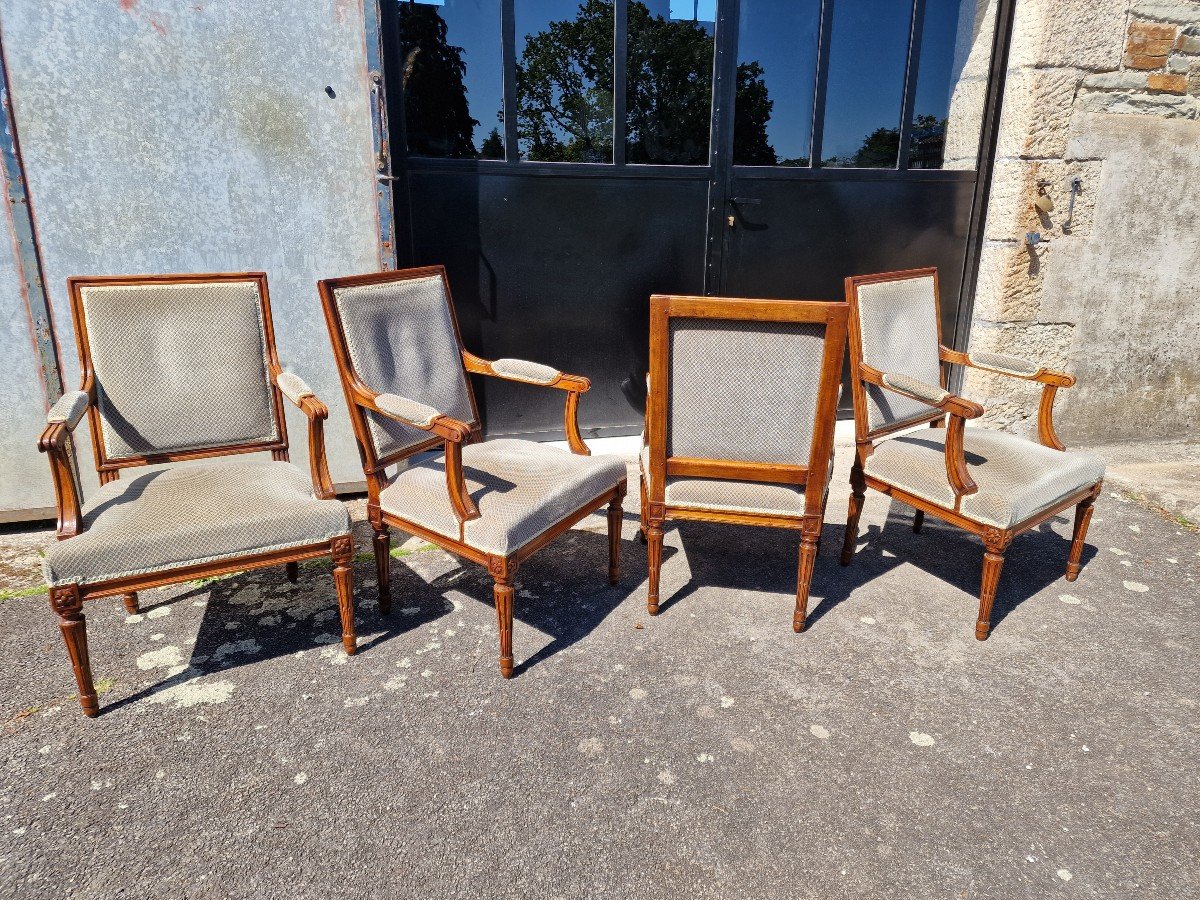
[381, 0, 1012, 438]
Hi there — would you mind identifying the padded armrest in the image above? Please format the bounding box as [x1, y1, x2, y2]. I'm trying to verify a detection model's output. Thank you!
[491, 358, 562, 385]
[46, 391, 89, 429]
[276, 372, 315, 406]
[375, 393, 441, 428]
[880, 372, 950, 405]
[967, 351, 1041, 377]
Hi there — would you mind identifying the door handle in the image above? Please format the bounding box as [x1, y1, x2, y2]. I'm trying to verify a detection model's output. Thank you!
[729, 197, 762, 206]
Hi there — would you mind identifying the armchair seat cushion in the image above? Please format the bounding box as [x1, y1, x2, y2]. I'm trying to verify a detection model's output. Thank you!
[865, 428, 1105, 528]
[379, 439, 626, 556]
[638, 446, 819, 517]
[43, 462, 351, 587]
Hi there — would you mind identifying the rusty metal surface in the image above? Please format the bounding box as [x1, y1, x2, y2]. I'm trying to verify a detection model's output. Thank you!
[0, 0, 383, 514]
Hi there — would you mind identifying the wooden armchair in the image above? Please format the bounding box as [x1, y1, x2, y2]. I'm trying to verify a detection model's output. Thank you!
[38, 273, 355, 717]
[318, 266, 627, 677]
[841, 268, 1105, 639]
[639, 294, 848, 631]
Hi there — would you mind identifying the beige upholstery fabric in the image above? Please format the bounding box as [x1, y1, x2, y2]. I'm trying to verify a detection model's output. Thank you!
[276, 372, 314, 404]
[865, 429, 1105, 528]
[881, 372, 949, 406]
[331, 275, 475, 459]
[43, 462, 350, 587]
[376, 393, 439, 428]
[639, 446, 808, 516]
[856, 275, 944, 432]
[79, 281, 279, 460]
[491, 358, 561, 384]
[378, 439, 625, 555]
[668, 318, 827, 464]
[968, 351, 1041, 377]
[47, 391, 89, 428]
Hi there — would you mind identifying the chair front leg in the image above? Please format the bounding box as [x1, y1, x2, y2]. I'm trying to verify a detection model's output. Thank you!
[793, 518, 821, 633]
[977, 529, 1012, 640]
[1066, 482, 1101, 582]
[646, 521, 664, 615]
[331, 536, 357, 655]
[490, 560, 516, 678]
[607, 484, 626, 585]
[50, 585, 99, 718]
[122, 592, 140, 613]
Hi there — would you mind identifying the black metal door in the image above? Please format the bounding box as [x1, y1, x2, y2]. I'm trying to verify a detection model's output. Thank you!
[382, 0, 1012, 437]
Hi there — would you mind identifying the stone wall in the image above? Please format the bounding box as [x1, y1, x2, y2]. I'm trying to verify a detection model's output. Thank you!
[967, 0, 1200, 443]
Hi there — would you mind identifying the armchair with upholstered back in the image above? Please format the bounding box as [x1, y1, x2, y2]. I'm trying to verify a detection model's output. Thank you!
[841, 267, 1105, 639]
[639, 294, 848, 631]
[38, 273, 355, 717]
[318, 266, 627, 678]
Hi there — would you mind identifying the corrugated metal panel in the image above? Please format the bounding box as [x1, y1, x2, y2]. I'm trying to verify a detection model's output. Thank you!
[0, 0, 384, 512]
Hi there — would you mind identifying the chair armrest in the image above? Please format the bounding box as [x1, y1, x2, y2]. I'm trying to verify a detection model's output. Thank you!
[353, 386, 479, 522]
[38, 390, 90, 539]
[939, 346, 1074, 450]
[462, 350, 592, 455]
[271, 369, 337, 499]
[860, 364, 981, 498]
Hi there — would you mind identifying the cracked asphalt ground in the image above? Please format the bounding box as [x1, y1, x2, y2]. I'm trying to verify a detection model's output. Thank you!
[1, 456, 1196, 899]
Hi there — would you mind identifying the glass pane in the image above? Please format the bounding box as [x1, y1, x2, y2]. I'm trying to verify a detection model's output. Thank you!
[516, 0, 615, 162]
[625, 1, 716, 165]
[819, 0, 915, 168]
[733, 0, 822, 167]
[397, 0, 506, 160]
[908, 0, 992, 169]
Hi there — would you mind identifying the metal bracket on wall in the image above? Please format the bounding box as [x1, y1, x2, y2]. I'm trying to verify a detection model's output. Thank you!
[1062, 175, 1082, 233]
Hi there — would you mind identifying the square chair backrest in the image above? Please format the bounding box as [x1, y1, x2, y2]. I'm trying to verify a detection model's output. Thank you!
[845, 268, 945, 439]
[647, 295, 848, 504]
[319, 266, 479, 468]
[68, 273, 286, 471]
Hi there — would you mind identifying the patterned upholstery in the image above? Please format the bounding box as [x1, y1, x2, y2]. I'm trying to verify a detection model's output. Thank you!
[968, 351, 1041, 377]
[79, 281, 279, 460]
[639, 446, 810, 516]
[881, 372, 949, 405]
[331, 275, 476, 459]
[376, 394, 439, 427]
[276, 372, 314, 404]
[855, 275, 944, 432]
[865, 429, 1105, 528]
[491, 358, 561, 384]
[47, 391, 89, 428]
[378, 439, 626, 555]
[668, 318, 827, 464]
[43, 462, 350, 587]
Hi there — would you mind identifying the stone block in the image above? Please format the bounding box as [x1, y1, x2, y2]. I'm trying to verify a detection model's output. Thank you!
[1081, 71, 1152, 90]
[1132, 1, 1200, 25]
[1166, 51, 1199, 70]
[1125, 51, 1171, 69]
[972, 241, 1045, 323]
[1009, 0, 1127, 71]
[1149, 72, 1190, 91]
[996, 69, 1081, 159]
[1178, 33, 1200, 52]
[1077, 89, 1200, 117]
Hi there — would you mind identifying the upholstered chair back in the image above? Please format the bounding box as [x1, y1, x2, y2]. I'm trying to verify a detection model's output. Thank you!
[667, 317, 830, 467]
[74, 278, 280, 462]
[328, 272, 477, 460]
[853, 272, 943, 432]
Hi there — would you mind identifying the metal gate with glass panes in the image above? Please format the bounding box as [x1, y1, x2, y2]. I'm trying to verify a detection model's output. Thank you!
[381, 0, 1013, 438]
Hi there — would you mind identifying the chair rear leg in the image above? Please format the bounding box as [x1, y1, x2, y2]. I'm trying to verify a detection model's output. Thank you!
[646, 522, 664, 615]
[912, 510, 924, 533]
[374, 524, 392, 613]
[1066, 484, 1100, 582]
[840, 460, 866, 566]
[331, 537, 357, 656]
[637, 475, 649, 543]
[285, 562, 299, 584]
[122, 592, 139, 614]
[493, 574, 515, 678]
[50, 586, 99, 718]
[977, 533, 1010, 640]
[793, 521, 821, 633]
[607, 488, 624, 585]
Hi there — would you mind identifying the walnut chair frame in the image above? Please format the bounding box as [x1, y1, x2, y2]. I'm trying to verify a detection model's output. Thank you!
[640, 294, 849, 631]
[38, 273, 355, 717]
[841, 268, 1103, 639]
[318, 266, 626, 678]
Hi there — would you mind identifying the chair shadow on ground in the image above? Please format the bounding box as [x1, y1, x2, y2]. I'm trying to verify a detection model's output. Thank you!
[653, 498, 1097, 634]
[105, 517, 674, 710]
